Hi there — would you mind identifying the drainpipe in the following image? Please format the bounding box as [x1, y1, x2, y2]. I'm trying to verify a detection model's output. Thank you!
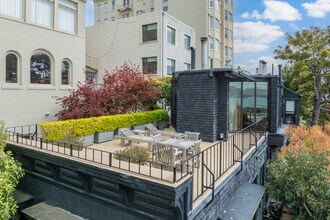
[190, 47, 196, 70]
[161, 12, 164, 76]
[201, 37, 208, 69]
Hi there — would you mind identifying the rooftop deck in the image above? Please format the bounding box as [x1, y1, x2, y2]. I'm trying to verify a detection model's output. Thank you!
[5, 117, 268, 207]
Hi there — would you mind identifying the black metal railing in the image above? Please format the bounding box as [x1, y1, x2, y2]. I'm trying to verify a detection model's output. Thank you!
[173, 117, 268, 202]
[4, 124, 177, 183]
[4, 117, 268, 202]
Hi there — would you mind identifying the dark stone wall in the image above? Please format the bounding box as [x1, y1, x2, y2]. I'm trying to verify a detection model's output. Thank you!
[190, 137, 268, 220]
[8, 144, 193, 220]
[217, 75, 229, 138]
[269, 77, 280, 133]
[173, 72, 219, 142]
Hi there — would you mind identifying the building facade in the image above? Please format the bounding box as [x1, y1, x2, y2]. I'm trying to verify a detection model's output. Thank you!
[93, 0, 234, 69]
[0, 0, 86, 127]
[86, 11, 195, 78]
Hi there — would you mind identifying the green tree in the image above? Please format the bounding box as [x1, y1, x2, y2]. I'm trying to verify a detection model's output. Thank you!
[267, 125, 330, 219]
[0, 122, 24, 219]
[275, 26, 330, 125]
[153, 76, 172, 107]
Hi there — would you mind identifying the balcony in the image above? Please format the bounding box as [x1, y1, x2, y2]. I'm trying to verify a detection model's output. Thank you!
[117, 4, 132, 12]
[4, 117, 267, 207]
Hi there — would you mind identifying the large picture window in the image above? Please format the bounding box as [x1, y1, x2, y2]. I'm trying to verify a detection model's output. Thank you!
[5, 53, 19, 83]
[0, 0, 23, 18]
[30, 0, 53, 27]
[242, 82, 256, 128]
[256, 82, 268, 121]
[142, 23, 157, 42]
[61, 60, 70, 85]
[142, 57, 157, 74]
[229, 82, 242, 132]
[30, 51, 52, 84]
[58, 0, 77, 33]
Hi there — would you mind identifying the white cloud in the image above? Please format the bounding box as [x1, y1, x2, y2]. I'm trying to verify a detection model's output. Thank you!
[302, 0, 330, 18]
[237, 57, 285, 75]
[234, 22, 284, 53]
[241, 0, 302, 22]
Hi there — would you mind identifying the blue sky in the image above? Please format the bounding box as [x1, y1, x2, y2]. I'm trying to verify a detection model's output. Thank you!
[85, 0, 330, 73]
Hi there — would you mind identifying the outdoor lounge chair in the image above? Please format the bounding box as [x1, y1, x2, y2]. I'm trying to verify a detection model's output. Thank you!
[115, 128, 161, 149]
[145, 123, 185, 139]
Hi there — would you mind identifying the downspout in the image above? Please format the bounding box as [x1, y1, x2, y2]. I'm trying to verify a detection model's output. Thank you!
[161, 11, 164, 77]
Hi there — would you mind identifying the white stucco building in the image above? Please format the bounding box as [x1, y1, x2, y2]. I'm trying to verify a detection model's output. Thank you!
[0, 0, 86, 127]
[86, 11, 195, 78]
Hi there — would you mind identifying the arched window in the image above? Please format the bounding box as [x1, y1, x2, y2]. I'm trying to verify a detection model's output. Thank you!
[30, 51, 51, 84]
[61, 60, 71, 85]
[6, 53, 19, 83]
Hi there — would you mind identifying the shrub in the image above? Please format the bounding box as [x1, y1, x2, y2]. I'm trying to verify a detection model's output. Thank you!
[114, 147, 150, 164]
[55, 63, 161, 120]
[56, 133, 84, 151]
[40, 109, 169, 141]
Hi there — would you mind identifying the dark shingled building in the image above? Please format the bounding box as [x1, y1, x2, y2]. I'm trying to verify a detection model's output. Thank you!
[171, 68, 301, 145]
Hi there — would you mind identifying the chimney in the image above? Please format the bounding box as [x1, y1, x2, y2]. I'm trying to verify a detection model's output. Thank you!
[225, 60, 231, 68]
[201, 37, 208, 69]
[259, 60, 267, 75]
[278, 64, 282, 84]
[190, 47, 196, 70]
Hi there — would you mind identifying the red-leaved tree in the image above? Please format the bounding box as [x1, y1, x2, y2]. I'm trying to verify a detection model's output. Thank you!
[55, 63, 161, 120]
[101, 63, 161, 114]
[55, 79, 106, 120]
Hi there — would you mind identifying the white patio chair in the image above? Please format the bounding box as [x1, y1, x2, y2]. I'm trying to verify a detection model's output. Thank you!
[184, 131, 200, 141]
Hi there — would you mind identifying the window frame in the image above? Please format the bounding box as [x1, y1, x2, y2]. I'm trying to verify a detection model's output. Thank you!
[184, 62, 191, 71]
[58, 0, 77, 34]
[4, 51, 21, 85]
[142, 57, 157, 74]
[184, 34, 191, 50]
[166, 58, 175, 75]
[30, 50, 53, 85]
[30, 0, 54, 28]
[142, 23, 157, 42]
[61, 59, 72, 86]
[0, 0, 23, 20]
[167, 25, 176, 45]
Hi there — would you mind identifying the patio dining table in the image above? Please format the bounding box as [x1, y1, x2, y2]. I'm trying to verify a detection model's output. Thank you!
[157, 138, 195, 162]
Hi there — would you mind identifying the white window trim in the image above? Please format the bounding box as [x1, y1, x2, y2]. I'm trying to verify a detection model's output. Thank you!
[28, 49, 55, 89]
[184, 33, 192, 50]
[167, 24, 176, 45]
[166, 56, 176, 75]
[3, 51, 22, 87]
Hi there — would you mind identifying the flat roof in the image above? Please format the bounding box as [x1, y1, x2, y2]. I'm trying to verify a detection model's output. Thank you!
[173, 68, 255, 81]
[218, 183, 265, 220]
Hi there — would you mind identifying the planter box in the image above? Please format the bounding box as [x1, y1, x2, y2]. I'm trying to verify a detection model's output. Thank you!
[79, 134, 94, 147]
[158, 121, 169, 130]
[133, 125, 145, 130]
[94, 131, 114, 143]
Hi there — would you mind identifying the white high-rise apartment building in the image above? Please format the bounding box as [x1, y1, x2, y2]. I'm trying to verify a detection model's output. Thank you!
[93, 0, 234, 68]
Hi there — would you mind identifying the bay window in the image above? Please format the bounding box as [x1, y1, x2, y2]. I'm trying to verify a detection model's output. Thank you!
[30, 0, 53, 27]
[58, 0, 77, 33]
[0, 0, 23, 18]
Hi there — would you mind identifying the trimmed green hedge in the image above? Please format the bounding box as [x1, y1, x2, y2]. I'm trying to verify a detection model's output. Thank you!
[40, 109, 169, 141]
